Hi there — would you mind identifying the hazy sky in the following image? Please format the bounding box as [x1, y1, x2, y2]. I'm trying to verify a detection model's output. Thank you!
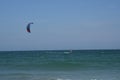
[0, 0, 120, 51]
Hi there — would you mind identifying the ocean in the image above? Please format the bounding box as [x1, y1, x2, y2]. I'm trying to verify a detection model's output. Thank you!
[0, 50, 120, 80]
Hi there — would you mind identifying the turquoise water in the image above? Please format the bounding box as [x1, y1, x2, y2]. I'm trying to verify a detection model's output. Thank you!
[0, 50, 120, 80]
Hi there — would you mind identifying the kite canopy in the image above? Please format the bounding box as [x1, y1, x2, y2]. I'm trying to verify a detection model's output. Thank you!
[26, 22, 33, 33]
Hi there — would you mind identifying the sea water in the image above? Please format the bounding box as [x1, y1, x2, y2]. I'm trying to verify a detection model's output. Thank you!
[0, 50, 120, 80]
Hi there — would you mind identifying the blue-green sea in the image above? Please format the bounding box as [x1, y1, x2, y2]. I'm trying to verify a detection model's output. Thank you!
[0, 50, 120, 80]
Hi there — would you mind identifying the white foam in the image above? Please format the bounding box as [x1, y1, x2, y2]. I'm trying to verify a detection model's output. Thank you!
[56, 78, 63, 80]
[56, 78, 72, 80]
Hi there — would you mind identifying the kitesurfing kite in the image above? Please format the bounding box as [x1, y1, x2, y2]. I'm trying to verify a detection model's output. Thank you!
[26, 22, 34, 33]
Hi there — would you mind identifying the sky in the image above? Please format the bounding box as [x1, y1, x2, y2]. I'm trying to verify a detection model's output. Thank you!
[0, 0, 120, 51]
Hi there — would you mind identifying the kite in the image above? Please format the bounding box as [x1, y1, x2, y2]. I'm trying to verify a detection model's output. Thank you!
[26, 22, 33, 33]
